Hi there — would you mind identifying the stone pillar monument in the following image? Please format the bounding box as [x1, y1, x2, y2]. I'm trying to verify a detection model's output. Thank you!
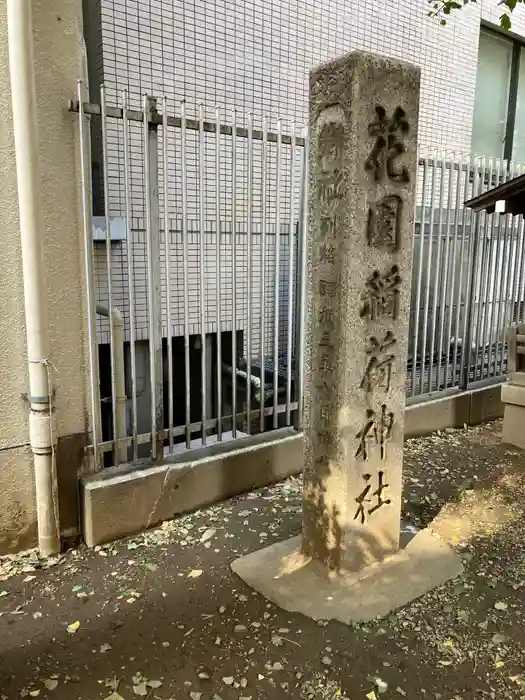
[232, 51, 462, 623]
[302, 52, 417, 575]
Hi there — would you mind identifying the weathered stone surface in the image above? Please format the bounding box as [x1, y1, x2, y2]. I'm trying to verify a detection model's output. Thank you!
[302, 51, 420, 573]
[231, 530, 463, 623]
[233, 52, 461, 623]
[502, 326, 525, 448]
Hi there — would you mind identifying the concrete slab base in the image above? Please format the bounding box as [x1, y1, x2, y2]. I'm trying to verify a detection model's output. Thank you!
[502, 403, 525, 449]
[231, 530, 463, 623]
[501, 382, 525, 449]
[81, 429, 303, 547]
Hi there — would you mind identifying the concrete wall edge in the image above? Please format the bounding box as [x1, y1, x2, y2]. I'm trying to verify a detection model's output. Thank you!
[79, 384, 504, 547]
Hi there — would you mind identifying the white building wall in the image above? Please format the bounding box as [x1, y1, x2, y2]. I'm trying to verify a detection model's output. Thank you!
[88, 0, 525, 350]
[95, 0, 524, 153]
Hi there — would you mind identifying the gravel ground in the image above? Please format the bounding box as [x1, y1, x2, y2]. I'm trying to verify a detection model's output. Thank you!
[1, 419, 525, 700]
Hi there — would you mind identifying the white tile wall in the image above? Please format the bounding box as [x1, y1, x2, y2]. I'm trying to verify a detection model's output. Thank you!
[94, 225, 295, 357]
[87, 0, 525, 352]
[94, 0, 525, 154]
[93, 110, 302, 357]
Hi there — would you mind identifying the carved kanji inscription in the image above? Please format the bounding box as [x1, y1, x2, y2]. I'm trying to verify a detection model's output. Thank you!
[319, 280, 337, 298]
[360, 331, 397, 393]
[318, 399, 332, 426]
[319, 306, 335, 331]
[319, 176, 344, 207]
[360, 266, 401, 321]
[353, 471, 392, 524]
[365, 105, 410, 183]
[319, 329, 333, 347]
[317, 430, 333, 450]
[320, 216, 337, 241]
[318, 119, 345, 208]
[319, 241, 337, 264]
[318, 349, 336, 375]
[354, 405, 394, 462]
[319, 121, 345, 174]
[368, 195, 401, 250]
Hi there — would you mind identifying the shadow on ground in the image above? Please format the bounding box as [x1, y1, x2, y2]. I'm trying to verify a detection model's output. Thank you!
[1, 419, 525, 699]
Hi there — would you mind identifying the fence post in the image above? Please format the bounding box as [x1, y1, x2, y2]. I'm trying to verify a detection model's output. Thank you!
[293, 133, 308, 431]
[78, 82, 103, 471]
[461, 209, 482, 390]
[144, 96, 164, 460]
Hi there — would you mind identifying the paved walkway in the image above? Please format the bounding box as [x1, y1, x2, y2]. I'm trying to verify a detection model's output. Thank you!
[2, 420, 525, 700]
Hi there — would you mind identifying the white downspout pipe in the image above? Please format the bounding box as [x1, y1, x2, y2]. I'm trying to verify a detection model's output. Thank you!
[7, 0, 60, 556]
[96, 305, 127, 463]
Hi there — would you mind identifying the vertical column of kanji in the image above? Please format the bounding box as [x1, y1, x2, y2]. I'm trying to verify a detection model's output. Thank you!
[351, 56, 420, 568]
[303, 52, 420, 575]
[302, 104, 347, 572]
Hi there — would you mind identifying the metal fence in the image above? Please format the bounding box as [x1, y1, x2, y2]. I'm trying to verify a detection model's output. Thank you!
[408, 155, 525, 401]
[75, 83, 307, 470]
[73, 86, 525, 469]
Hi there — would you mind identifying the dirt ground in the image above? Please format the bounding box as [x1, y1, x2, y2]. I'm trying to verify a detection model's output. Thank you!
[2, 419, 525, 700]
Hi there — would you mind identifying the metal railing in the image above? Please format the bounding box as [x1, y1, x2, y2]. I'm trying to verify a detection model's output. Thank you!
[73, 86, 525, 468]
[408, 154, 525, 400]
[74, 84, 307, 469]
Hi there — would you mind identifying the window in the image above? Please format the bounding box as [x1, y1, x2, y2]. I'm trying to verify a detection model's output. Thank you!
[472, 28, 525, 162]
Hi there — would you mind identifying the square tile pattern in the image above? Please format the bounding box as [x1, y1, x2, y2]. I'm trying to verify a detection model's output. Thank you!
[85, 0, 525, 353]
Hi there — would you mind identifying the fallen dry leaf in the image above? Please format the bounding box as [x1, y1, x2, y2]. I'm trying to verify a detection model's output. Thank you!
[200, 528, 216, 543]
[142, 562, 157, 573]
[66, 621, 80, 634]
[132, 682, 148, 696]
[375, 678, 388, 694]
[187, 569, 202, 579]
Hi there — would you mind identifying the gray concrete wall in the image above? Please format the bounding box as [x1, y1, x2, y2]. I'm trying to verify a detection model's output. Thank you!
[0, 0, 91, 551]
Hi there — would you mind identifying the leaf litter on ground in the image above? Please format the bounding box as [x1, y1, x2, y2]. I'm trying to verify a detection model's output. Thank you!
[6, 420, 525, 700]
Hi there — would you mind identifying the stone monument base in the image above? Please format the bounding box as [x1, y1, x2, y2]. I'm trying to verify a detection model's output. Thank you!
[231, 529, 462, 623]
[501, 376, 525, 449]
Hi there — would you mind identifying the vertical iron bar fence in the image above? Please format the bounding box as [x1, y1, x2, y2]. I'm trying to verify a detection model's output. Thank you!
[73, 96, 304, 465]
[71, 94, 525, 465]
